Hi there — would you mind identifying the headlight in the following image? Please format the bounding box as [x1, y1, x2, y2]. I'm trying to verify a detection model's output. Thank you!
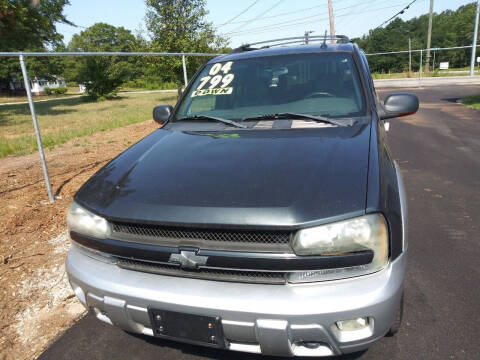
[67, 202, 111, 239]
[289, 213, 388, 282]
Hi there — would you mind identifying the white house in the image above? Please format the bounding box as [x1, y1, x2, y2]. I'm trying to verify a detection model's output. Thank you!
[30, 77, 66, 95]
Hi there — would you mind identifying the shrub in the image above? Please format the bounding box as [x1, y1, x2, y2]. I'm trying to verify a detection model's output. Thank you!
[43, 87, 53, 95]
[122, 78, 178, 91]
[53, 87, 68, 94]
[124, 80, 138, 88]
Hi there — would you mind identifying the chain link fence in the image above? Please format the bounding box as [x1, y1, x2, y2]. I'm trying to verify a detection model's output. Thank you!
[0, 52, 219, 201]
[0, 46, 479, 201]
[365, 45, 480, 79]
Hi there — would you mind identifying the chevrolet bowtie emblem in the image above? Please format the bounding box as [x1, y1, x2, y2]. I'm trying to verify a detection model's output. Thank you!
[169, 250, 208, 270]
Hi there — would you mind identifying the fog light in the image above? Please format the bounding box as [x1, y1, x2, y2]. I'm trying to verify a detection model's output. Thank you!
[336, 317, 369, 331]
[332, 317, 374, 342]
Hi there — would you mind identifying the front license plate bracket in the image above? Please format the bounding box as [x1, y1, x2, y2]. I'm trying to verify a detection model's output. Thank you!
[148, 308, 225, 348]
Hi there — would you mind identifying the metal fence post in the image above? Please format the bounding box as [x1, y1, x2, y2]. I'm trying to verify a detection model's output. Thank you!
[182, 55, 188, 87]
[470, 0, 480, 76]
[408, 37, 412, 76]
[19, 54, 54, 203]
[419, 50, 423, 87]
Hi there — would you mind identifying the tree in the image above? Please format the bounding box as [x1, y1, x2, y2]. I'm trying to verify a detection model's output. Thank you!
[353, 3, 479, 73]
[67, 23, 138, 100]
[0, 0, 72, 51]
[145, 0, 227, 85]
[0, 0, 73, 89]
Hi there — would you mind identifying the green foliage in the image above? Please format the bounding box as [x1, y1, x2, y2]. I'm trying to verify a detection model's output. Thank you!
[1, 1, 228, 94]
[354, 3, 479, 73]
[0, 0, 72, 84]
[44, 86, 67, 95]
[124, 78, 177, 90]
[460, 94, 480, 109]
[54, 87, 67, 94]
[0, 0, 72, 50]
[67, 23, 139, 100]
[144, 0, 227, 85]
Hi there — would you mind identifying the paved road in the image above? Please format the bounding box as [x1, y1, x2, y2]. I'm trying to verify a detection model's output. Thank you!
[374, 75, 480, 88]
[39, 85, 480, 360]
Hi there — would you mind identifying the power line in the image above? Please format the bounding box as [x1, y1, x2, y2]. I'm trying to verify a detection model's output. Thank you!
[224, 10, 326, 35]
[223, 1, 383, 36]
[218, 4, 324, 27]
[217, 0, 260, 28]
[224, 1, 408, 36]
[226, 2, 413, 36]
[215, 0, 353, 27]
[336, 0, 392, 30]
[228, 0, 286, 33]
[376, 0, 421, 29]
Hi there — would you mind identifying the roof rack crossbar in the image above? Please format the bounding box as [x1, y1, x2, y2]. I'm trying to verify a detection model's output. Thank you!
[232, 35, 350, 53]
[247, 35, 349, 47]
[247, 36, 306, 46]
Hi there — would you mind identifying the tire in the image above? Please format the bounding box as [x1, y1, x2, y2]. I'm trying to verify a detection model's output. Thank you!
[386, 292, 404, 336]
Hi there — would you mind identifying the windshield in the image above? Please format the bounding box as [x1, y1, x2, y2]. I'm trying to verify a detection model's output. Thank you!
[175, 53, 366, 121]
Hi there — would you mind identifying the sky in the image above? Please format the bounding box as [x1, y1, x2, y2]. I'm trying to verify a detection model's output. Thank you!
[56, 0, 474, 48]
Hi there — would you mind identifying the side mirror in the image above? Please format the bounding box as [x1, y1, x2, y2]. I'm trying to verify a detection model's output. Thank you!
[153, 105, 173, 125]
[380, 92, 419, 120]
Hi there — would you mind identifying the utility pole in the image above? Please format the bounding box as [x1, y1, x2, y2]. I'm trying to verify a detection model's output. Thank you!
[470, 0, 480, 76]
[409, 37, 412, 77]
[425, 0, 434, 73]
[328, 0, 335, 43]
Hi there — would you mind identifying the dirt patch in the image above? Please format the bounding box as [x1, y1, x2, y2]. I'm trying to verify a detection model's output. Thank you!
[0, 120, 159, 360]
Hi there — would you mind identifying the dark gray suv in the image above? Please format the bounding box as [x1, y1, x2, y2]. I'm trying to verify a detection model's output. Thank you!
[66, 36, 418, 357]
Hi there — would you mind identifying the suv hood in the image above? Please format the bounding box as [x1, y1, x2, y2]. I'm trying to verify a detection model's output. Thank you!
[76, 124, 371, 228]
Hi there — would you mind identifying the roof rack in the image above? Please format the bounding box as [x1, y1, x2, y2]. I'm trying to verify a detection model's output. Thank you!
[232, 35, 350, 53]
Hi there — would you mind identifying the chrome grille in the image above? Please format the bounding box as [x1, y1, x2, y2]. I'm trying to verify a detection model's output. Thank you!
[117, 258, 286, 285]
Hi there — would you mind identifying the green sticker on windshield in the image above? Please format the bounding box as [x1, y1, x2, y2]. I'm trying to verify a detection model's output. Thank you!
[191, 87, 233, 97]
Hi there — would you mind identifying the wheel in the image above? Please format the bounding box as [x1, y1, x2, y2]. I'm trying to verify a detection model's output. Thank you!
[386, 292, 404, 336]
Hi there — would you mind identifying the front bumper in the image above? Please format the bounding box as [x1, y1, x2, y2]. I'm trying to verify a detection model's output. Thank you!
[66, 246, 406, 357]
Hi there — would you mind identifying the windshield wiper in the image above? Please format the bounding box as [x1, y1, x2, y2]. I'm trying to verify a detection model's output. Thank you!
[242, 113, 355, 127]
[177, 115, 247, 129]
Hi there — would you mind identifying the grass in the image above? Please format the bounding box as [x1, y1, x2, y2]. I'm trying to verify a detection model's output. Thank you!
[460, 95, 480, 110]
[0, 87, 81, 104]
[0, 92, 177, 158]
[0, 87, 179, 104]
